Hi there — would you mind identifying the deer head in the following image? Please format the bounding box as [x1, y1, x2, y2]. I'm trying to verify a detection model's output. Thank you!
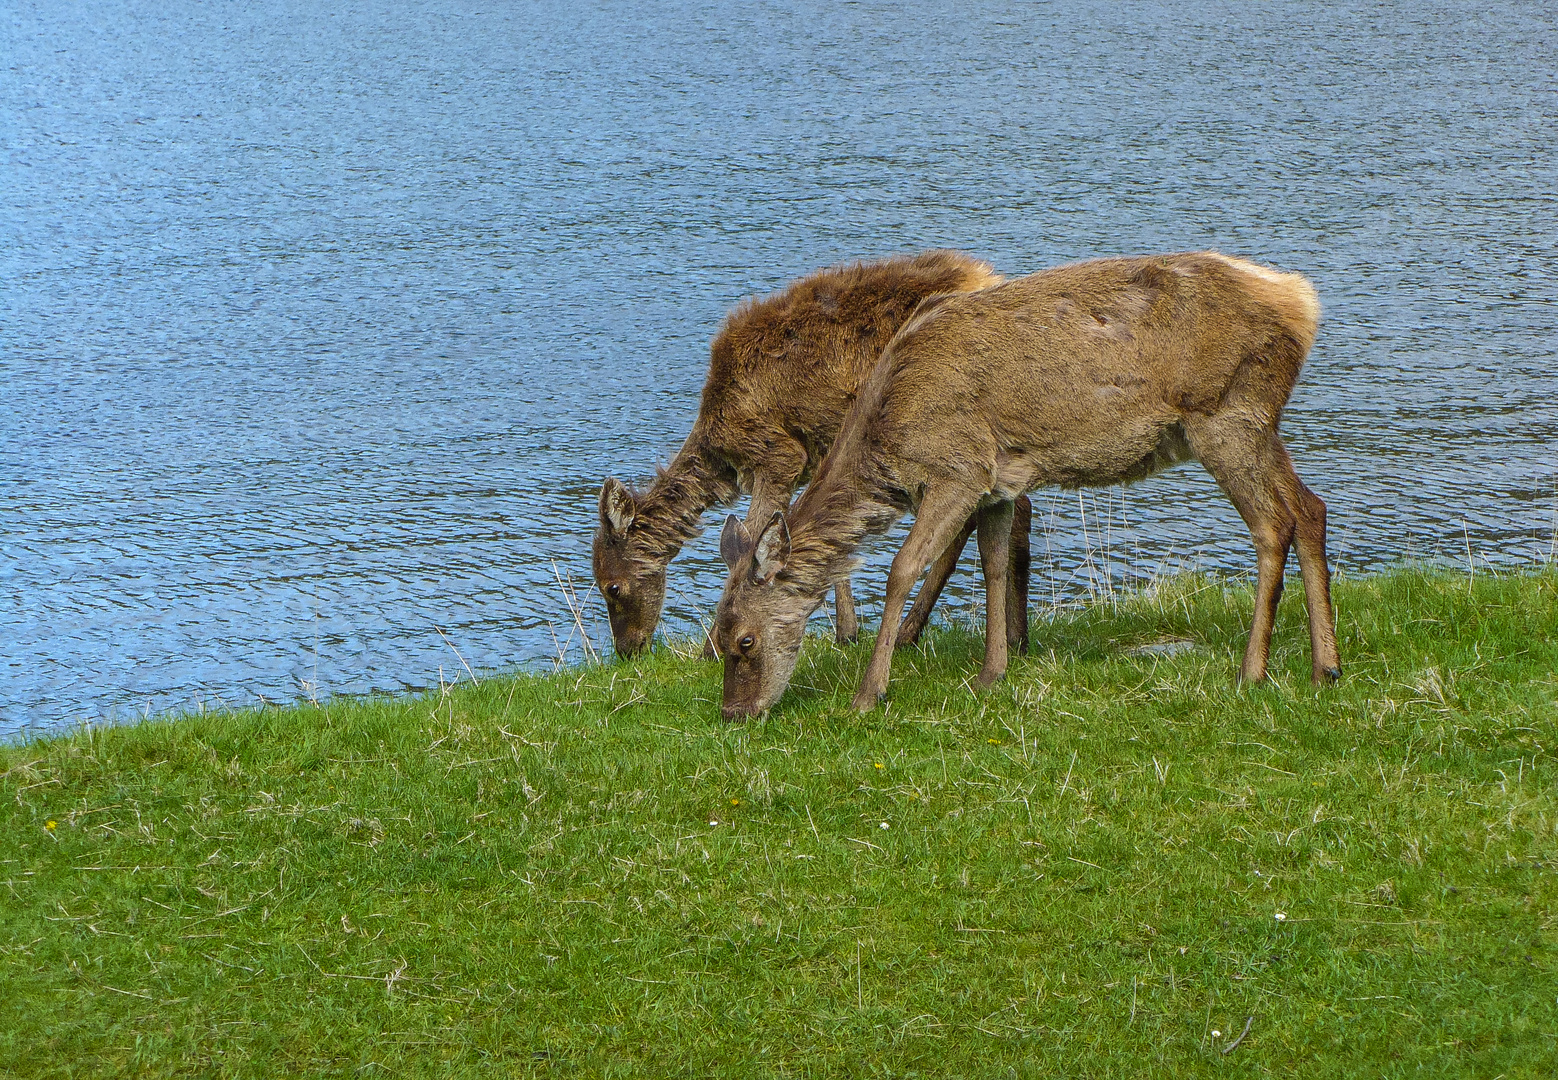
[591, 477, 668, 657]
[712, 511, 822, 720]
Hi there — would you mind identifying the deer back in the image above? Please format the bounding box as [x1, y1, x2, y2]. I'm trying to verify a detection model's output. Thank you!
[866, 252, 1320, 498]
[690, 250, 1003, 481]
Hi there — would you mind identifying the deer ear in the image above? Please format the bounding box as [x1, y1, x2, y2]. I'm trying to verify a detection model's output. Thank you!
[719, 515, 750, 569]
[599, 478, 635, 539]
[751, 511, 790, 584]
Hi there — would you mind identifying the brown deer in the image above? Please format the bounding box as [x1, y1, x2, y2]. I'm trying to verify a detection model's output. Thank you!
[593, 251, 1026, 657]
[714, 252, 1342, 719]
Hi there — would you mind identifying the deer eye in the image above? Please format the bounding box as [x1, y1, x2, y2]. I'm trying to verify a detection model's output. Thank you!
[738, 635, 755, 651]
[606, 583, 622, 599]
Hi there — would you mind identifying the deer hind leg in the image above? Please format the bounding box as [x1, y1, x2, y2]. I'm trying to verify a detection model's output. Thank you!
[1188, 422, 1297, 684]
[853, 484, 984, 712]
[1276, 443, 1341, 683]
[976, 499, 1016, 687]
[833, 579, 861, 644]
[897, 514, 976, 649]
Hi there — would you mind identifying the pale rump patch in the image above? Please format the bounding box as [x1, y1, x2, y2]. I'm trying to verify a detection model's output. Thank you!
[1206, 251, 1291, 285]
[965, 267, 1007, 292]
[1204, 251, 1321, 343]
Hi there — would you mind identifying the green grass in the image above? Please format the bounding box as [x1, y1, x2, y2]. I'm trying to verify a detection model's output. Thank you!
[3, 568, 1556, 1078]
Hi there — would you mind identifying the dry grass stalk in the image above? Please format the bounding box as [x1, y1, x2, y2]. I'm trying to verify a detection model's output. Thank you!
[551, 559, 600, 666]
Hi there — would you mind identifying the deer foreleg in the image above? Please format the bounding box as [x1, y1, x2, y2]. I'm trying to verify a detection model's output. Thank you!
[897, 494, 1033, 652]
[897, 514, 976, 648]
[833, 579, 860, 644]
[746, 474, 798, 524]
[1008, 494, 1032, 655]
[976, 499, 1016, 688]
[852, 487, 982, 711]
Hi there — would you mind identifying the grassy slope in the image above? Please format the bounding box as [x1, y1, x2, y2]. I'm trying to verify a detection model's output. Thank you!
[2, 570, 1555, 1078]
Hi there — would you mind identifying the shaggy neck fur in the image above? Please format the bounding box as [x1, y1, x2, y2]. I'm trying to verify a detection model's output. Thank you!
[771, 380, 905, 597]
[630, 441, 741, 568]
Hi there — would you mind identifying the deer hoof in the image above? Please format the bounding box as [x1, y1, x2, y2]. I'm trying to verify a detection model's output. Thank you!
[850, 687, 885, 713]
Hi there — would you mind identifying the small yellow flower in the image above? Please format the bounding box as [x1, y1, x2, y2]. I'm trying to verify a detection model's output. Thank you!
[987, 738, 1001, 745]
[874, 763, 884, 769]
[729, 798, 741, 806]
[45, 820, 57, 831]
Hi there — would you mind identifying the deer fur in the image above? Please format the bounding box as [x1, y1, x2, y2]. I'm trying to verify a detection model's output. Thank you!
[714, 252, 1342, 718]
[593, 250, 1009, 656]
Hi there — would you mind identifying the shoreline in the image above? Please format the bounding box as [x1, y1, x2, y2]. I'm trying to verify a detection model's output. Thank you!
[8, 561, 1554, 747]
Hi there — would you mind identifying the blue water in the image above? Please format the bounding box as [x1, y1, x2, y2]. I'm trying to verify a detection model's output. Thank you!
[3, 0, 1556, 738]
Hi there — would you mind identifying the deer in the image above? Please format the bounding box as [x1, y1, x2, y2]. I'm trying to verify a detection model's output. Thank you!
[714, 251, 1342, 719]
[593, 251, 1033, 658]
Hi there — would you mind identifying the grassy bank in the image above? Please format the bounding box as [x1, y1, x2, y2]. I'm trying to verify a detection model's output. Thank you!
[2, 569, 1555, 1078]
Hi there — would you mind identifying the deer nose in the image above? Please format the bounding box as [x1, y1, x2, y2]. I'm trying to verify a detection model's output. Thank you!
[614, 635, 649, 658]
[722, 701, 756, 722]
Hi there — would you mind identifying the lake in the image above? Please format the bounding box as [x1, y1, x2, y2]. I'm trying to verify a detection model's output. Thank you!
[3, 0, 1555, 739]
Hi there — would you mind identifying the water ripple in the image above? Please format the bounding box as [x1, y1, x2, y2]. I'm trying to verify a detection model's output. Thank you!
[2, 0, 1555, 737]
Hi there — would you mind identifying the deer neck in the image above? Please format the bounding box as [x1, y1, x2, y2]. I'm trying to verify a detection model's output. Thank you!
[782, 456, 902, 598]
[633, 443, 739, 564]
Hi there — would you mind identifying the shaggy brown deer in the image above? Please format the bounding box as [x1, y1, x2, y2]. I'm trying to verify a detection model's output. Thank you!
[594, 250, 1025, 657]
[715, 252, 1341, 718]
